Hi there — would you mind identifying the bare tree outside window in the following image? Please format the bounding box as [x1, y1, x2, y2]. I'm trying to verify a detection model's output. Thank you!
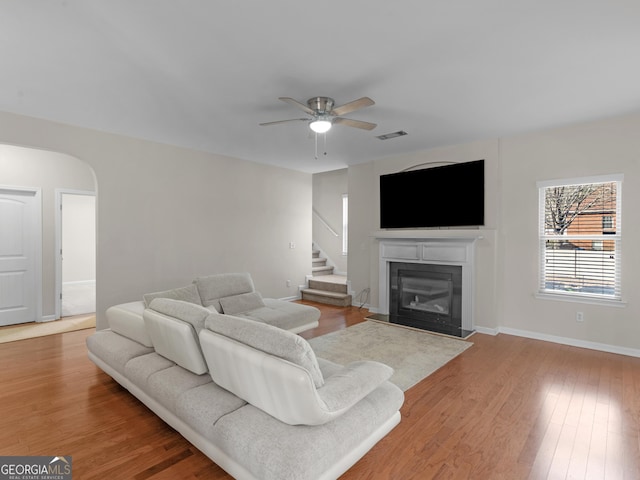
[544, 183, 615, 236]
[545, 185, 596, 235]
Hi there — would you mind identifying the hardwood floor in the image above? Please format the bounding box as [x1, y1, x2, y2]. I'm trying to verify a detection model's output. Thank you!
[1, 302, 639, 479]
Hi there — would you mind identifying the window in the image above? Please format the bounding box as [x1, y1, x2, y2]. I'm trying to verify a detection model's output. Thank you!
[342, 194, 348, 255]
[538, 175, 622, 301]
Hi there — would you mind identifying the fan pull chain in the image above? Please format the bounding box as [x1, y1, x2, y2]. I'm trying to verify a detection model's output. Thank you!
[313, 132, 328, 159]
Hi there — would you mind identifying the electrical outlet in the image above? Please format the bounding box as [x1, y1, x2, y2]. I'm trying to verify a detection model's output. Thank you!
[289, 242, 296, 249]
[286, 280, 291, 287]
[576, 311, 584, 322]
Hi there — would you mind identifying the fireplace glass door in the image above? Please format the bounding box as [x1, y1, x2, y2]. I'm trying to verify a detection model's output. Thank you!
[400, 274, 452, 316]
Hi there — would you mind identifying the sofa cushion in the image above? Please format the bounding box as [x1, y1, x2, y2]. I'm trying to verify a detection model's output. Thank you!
[86, 330, 154, 376]
[106, 301, 153, 347]
[146, 365, 213, 411]
[143, 300, 210, 375]
[148, 298, 210, 334]
[175, 382, 247, 441]
[204, 313, 324, 388]
[124, 352, 175, 389]
[143, 283, 202, 308]
[235, 298, 320, 332]
[219, 292, 265, 315]
[194, 273, 254, 312]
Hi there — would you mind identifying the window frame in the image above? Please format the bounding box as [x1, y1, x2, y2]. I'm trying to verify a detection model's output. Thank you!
[537, 174, 624, 305]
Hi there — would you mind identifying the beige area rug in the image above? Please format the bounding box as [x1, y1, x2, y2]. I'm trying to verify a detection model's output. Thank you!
[308, 320, 472, 391]
[0, 315, 96, 344]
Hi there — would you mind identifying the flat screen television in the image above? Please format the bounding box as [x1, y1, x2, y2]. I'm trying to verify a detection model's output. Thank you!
[380, 159, 484, 229]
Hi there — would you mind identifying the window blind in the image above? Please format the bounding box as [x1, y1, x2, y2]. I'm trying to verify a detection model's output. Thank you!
[538, 176, 622, 301]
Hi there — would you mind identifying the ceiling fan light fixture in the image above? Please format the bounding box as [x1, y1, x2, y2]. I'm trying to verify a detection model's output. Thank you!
[309, 119, 332, 133]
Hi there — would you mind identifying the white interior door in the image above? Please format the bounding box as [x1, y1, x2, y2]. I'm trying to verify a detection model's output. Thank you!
[0, 188, 40, 326]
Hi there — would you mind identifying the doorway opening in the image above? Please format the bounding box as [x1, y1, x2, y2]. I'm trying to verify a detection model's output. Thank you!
[56, 190, 96, 318]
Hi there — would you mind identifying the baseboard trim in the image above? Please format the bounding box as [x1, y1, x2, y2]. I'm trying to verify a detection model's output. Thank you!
[474, 325, 499, 336]
[497, 326, 640, 358]
[279, 295, 300, 302]
[38, 315, 57, 323]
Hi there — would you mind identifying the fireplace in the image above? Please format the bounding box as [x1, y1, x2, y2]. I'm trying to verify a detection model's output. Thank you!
[375, 236, 477, 338]
[389, 262, 465, 337]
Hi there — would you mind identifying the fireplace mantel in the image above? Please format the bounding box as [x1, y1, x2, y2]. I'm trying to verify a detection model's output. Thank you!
[376, 235, 478, 333]
[373, 229, 484, 241]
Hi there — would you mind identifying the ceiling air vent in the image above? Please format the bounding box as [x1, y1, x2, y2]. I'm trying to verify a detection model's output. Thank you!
[376, 130, 408, 140]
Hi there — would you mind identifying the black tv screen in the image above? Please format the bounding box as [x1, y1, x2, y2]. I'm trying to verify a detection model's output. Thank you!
[380, 159, 484, 229]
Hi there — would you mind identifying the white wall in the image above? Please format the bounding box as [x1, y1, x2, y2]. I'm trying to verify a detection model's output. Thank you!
[347, 162, 376, 304]
[312, 168, 348, 273]
[0, 145, 95, 318]
[348, 112, 640, 352]
[0, 111, 312, 329]
[498, 113, 640, 351]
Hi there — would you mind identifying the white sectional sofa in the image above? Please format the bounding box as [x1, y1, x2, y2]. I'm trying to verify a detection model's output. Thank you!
[86, 273, 404, 480]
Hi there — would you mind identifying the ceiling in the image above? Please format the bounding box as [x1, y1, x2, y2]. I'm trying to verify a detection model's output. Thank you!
[2, 1, 639, 174]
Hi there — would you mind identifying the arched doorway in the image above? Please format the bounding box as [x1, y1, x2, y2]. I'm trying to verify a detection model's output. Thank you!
[0, 144, 96, 326]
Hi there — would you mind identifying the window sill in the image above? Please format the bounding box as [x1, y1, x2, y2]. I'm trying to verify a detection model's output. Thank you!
[535, 292, 627, 308]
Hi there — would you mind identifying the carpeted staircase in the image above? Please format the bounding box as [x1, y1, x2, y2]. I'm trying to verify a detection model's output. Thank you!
[301, 250, 352, 307]
[311, 249, 333, 276]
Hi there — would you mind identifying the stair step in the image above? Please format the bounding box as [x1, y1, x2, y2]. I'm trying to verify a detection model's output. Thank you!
[301, 289, 352, 307]
[312, 250, 320, 258]
[312, 265, 334, 276]
[308, 277, 348, 294]
[312, 258, 327, 266]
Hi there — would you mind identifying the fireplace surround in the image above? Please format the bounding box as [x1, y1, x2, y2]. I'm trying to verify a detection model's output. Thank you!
[389, 262, 465, 336]
[375, 236, 478, 338]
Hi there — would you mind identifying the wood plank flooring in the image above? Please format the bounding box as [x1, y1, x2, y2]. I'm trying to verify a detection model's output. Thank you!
[1, 301, 639, 479]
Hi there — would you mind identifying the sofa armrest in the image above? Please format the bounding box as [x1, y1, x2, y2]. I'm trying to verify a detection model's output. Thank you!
[317, 361, 394, 412]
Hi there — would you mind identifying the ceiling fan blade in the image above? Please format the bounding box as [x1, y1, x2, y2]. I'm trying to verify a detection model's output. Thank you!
[330, 97, 375, 116]
[259, 118, 308, 126]
[333, 117, 377, 131]
[279, 97, 315, 115]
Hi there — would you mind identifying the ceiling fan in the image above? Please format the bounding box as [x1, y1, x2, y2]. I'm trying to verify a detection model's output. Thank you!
[259, 96, 377, 133]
